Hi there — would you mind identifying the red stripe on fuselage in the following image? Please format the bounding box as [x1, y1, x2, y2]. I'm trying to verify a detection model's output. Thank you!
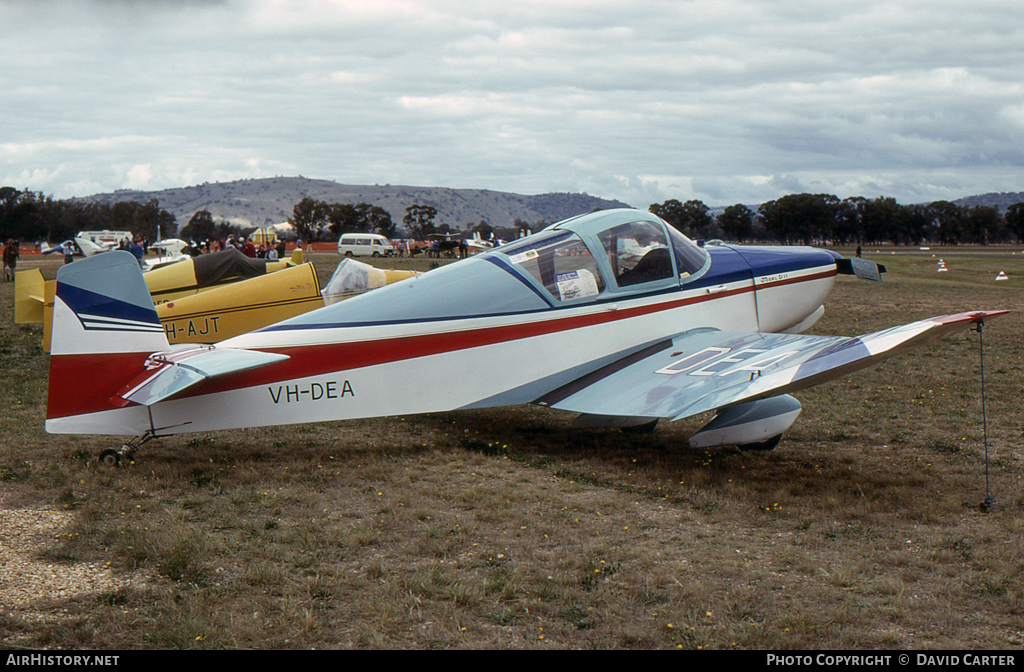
[755, 269, 836, 290]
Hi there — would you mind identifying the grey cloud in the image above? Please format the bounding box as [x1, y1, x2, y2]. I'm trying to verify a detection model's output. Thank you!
[4, 0, 1024, 207]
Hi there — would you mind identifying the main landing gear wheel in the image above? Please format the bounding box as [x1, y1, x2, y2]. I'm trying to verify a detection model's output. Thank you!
[622, 419, 660, 434]
[737, 434, 783, 452]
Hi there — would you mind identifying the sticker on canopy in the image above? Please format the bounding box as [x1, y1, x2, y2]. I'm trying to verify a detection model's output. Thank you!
[555, 269, 599, 301]
[509, 249, 539, 265]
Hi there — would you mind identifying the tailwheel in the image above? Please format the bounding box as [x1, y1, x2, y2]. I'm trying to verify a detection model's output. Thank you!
[99, 432, 156, 467]
[99, 449, 121, 467]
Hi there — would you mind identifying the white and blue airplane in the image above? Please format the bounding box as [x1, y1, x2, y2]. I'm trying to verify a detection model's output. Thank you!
[44, 209, 1005, 465]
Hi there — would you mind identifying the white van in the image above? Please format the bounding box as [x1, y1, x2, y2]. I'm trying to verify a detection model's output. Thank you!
[337, 233, 393, 257]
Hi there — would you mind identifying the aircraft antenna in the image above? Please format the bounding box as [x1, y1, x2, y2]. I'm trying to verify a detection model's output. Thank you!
[974, 316, 995, 512]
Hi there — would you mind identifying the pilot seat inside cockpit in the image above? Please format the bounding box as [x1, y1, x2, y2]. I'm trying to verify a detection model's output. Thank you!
[615, 247, 673, 286]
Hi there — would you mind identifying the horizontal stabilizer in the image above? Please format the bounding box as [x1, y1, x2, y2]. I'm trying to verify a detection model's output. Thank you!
[113, 346, 290, 407]
[836, 257, 886, 283]
[545, 311, 1007, 422]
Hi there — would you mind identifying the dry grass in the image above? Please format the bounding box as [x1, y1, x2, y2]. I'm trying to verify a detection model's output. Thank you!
[1, 246, 1022, 649]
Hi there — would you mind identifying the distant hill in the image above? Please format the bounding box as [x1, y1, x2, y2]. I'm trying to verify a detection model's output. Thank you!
[74, 177, 633, 232]
[953, 192, 1024, 212]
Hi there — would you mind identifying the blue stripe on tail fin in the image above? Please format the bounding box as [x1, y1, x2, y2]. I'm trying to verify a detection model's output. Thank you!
[58, 282, 165, 333]
[51, 251, 169, 355]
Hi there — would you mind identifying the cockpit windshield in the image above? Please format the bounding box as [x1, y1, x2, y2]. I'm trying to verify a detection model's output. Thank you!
[496, 230, 605, 302]
[665, 224, 708, 277]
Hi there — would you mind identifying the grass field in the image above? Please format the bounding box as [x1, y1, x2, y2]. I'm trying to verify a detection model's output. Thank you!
[1, 245, 1022, 650]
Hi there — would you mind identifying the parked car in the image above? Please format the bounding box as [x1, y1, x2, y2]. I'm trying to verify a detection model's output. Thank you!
[337, 233, 393, 257]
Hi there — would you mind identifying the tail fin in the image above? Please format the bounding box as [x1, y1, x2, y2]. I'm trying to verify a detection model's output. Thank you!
[14, 268, 45, 324]
[42, 279, 55, 352]
[50, 251, 168, 356]
[47, 252, 169, 434]
[46, 251, 291, 436]
[74, 236, 110, 257]
[266, 246, 303, 272]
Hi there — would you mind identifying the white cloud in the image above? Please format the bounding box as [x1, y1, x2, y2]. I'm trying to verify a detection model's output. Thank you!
[125, 164, 154, 190]
[3, 0, 1024, 205]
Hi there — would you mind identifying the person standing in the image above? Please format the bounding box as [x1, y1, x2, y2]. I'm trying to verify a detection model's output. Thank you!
[2, 239, 19, 281]
[130, 239, 144, 267]
[62, 240, 75, 265]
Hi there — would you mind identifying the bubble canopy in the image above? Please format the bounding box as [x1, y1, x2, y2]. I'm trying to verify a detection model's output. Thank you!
[489, 208, 710, 304]
[270, 209, 710, 329]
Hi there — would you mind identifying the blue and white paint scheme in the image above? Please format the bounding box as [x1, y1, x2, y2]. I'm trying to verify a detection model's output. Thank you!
[45, 209, 1005, 462]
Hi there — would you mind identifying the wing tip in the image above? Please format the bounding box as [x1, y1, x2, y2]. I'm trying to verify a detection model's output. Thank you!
[931, 310, 1010, 326]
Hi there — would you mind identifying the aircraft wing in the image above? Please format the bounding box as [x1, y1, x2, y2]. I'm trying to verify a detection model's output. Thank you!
[539, 311, 1006, 421]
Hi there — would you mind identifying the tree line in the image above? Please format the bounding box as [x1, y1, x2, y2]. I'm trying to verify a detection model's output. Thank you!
[0, 188, 515, 246]
[285, 198, 398, 243]
[0, 188, 177, 244]
[5, 185, 1024, 247]
[650, 194, 1024, 245]
[285, 198, 517, 242]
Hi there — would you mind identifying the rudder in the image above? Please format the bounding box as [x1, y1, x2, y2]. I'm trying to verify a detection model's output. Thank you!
[50, 251, 168, 356]
[47, 252, 168, 434]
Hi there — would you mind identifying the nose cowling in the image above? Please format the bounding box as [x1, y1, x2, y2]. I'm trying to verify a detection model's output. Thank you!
[729, 246, 841, 333]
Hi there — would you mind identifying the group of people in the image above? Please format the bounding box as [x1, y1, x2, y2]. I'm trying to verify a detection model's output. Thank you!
[134, 234, 289, 264]
[391, 238, 471, 259]
[2, 239, 18, 281]
[114, 237, 146, 267]
[214, 235, 287, 260]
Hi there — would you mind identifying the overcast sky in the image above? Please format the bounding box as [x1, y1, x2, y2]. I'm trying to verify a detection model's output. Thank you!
[3, 0, 1023, 207]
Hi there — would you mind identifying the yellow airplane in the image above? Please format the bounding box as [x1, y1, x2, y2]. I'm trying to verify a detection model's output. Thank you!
[16, 247, 304, 348]
[22, 254, 419, 349]
[159, 257, 420, 345]
[145, 246, 305, 304]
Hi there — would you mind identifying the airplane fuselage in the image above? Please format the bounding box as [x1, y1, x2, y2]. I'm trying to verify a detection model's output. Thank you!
[46, 210, 841, 437]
